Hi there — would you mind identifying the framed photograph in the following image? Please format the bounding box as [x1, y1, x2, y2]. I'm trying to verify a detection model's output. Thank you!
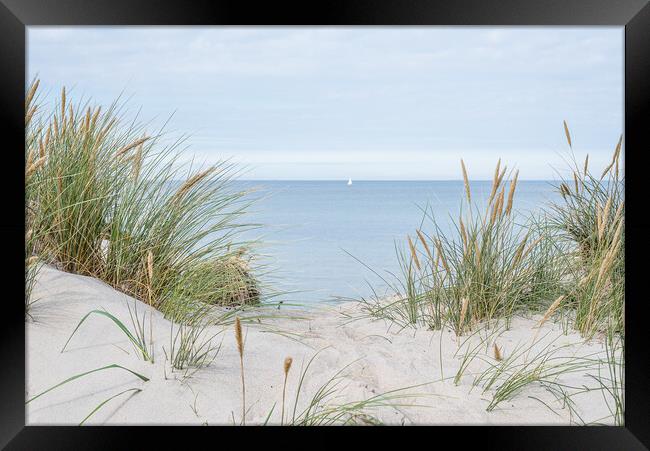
[3, 0, 649, 447]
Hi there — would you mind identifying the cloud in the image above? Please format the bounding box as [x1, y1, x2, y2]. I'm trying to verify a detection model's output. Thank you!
[27, 27, 623, 179]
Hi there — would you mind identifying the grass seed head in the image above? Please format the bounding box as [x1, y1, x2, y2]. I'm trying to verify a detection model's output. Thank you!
[235, 317, 244, 357]
[505, 170, 519, 216]
[563, 120, 572, 148]
[407, 235, 421, 271]
[284, 356, 293, 376]
[460, 158, 471, 203]
[493, 343, 502, 361]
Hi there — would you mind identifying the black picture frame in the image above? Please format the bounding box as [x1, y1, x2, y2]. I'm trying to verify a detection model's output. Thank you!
[2, 0, 649, 448]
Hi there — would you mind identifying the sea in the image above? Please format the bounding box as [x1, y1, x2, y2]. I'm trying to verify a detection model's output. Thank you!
[231, 180, 561, 305]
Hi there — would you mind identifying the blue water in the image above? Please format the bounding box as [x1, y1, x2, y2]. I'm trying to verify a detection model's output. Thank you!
[233, 181, 560, 304]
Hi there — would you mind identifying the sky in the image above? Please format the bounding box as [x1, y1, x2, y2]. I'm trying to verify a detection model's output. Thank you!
[27, 27, 623, 180]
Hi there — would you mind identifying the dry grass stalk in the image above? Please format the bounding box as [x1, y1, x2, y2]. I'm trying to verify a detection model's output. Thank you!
[612, 201, 624, 224]
[416, 229, 433, 260]
[38, 138, 46, 159]
[597, 196, 613, 241]
[90, 106, 101, 129]
[584, 154, 589, 176]
[458, 297, 470, 335]
[26, 156, 46, 179]
[281, 356, 293, 426]
[601, 136, 623, 179]
[132, 144, 143, 181]
[61, 87, 66, 124]
[505, 170, 519, 216]
[489, 198, 499, 225]
[235, 317, 246, 425]
[559, 183, 570, 199]
[407, 235, 421, 271]
[536, 295, 565, 329]
[44, 126, 51, 148]
[174, 167, 216, 202]
[434, 238, 451, 275]
[512, 236, 529, 266]
[115, 137, 150, 158]
[595, 222, 623, 288]
[68, 104, 74, 129]
[145, 250, 155, 360]
[613, 135, 623, 161]
[26, 79, 40, 109]
[488, 159, 502, 205]
[460, 159, 471, 203]
[496, 186, 505, 217]
[496, 166, 507, 190]
[83, 107, 91, 132]
[25, 106, 37, 127]
[459, 218, 468, 251]
[563, 120, 572, 148]
[146, 251, 154, 282]
[573, 172, 580, 194]
[493, 343, 503, 361]
[26, 150, 34, 171]
[95, 118, 117, 146]
[534, 295, 567, 342]
[520, 236, 543, 264]
[53, 115, 59, 137]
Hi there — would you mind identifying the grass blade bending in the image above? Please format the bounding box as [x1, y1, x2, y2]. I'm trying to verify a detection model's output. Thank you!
[79, 388, 142, 425]
[27, 364, 149, 404]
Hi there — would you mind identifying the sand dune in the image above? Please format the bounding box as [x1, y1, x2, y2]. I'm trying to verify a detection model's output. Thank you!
[26, 265, 616, 425]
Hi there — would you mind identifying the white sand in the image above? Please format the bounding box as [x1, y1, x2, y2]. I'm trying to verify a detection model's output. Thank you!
[26, 265, 617, 425]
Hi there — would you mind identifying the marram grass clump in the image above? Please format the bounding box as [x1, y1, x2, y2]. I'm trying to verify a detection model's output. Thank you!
[24, 79, 261, 318]
[367, 158, 560, 335]
[362, 123, 623, 340]
[549, 123, 624, 337]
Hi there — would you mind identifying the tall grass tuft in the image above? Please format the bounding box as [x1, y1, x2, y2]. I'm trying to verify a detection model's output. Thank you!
[549, 125, 624, 337]
[166, 303, 222, 375]
[373, 160, 557, 335]
[25, 80, 260, 319]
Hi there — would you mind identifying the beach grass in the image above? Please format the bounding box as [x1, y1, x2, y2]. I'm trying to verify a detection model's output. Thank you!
[26, 80, 625, 425]
[166, 303, 223, 374]
[359, 124, 623, 343]
[360, 159, 563, 335]
[547, 128, 624, 338]
[25, 80, 261, 318]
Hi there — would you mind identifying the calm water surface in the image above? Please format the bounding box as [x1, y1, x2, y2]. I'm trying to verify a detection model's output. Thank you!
[232, 181, 559, 304]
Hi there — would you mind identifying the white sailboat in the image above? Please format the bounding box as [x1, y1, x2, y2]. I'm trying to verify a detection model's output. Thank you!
[347, 178, 352, 186]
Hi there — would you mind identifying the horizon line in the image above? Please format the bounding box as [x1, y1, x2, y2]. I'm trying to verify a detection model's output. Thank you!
[234, 178, 560, 182]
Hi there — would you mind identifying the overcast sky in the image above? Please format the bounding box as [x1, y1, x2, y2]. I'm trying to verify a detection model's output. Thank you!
[28, 27, 623, 180]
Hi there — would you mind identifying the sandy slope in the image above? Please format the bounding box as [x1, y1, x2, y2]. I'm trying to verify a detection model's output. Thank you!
[26, 265, 617, 425]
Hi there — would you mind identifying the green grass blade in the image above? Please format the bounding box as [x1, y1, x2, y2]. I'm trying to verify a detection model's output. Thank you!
[61, 309, 144, 355]
[26, 363, 149, 404]
[79, 388, 142, 425]
[263, 402, 276, 426]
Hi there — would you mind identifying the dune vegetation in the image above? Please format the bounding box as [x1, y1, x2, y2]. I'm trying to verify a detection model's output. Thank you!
[25, 80, 624, 426]
[359, 123, 624, 340]
[25, 79, 260, 321]
[353, 122, 624, 424]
